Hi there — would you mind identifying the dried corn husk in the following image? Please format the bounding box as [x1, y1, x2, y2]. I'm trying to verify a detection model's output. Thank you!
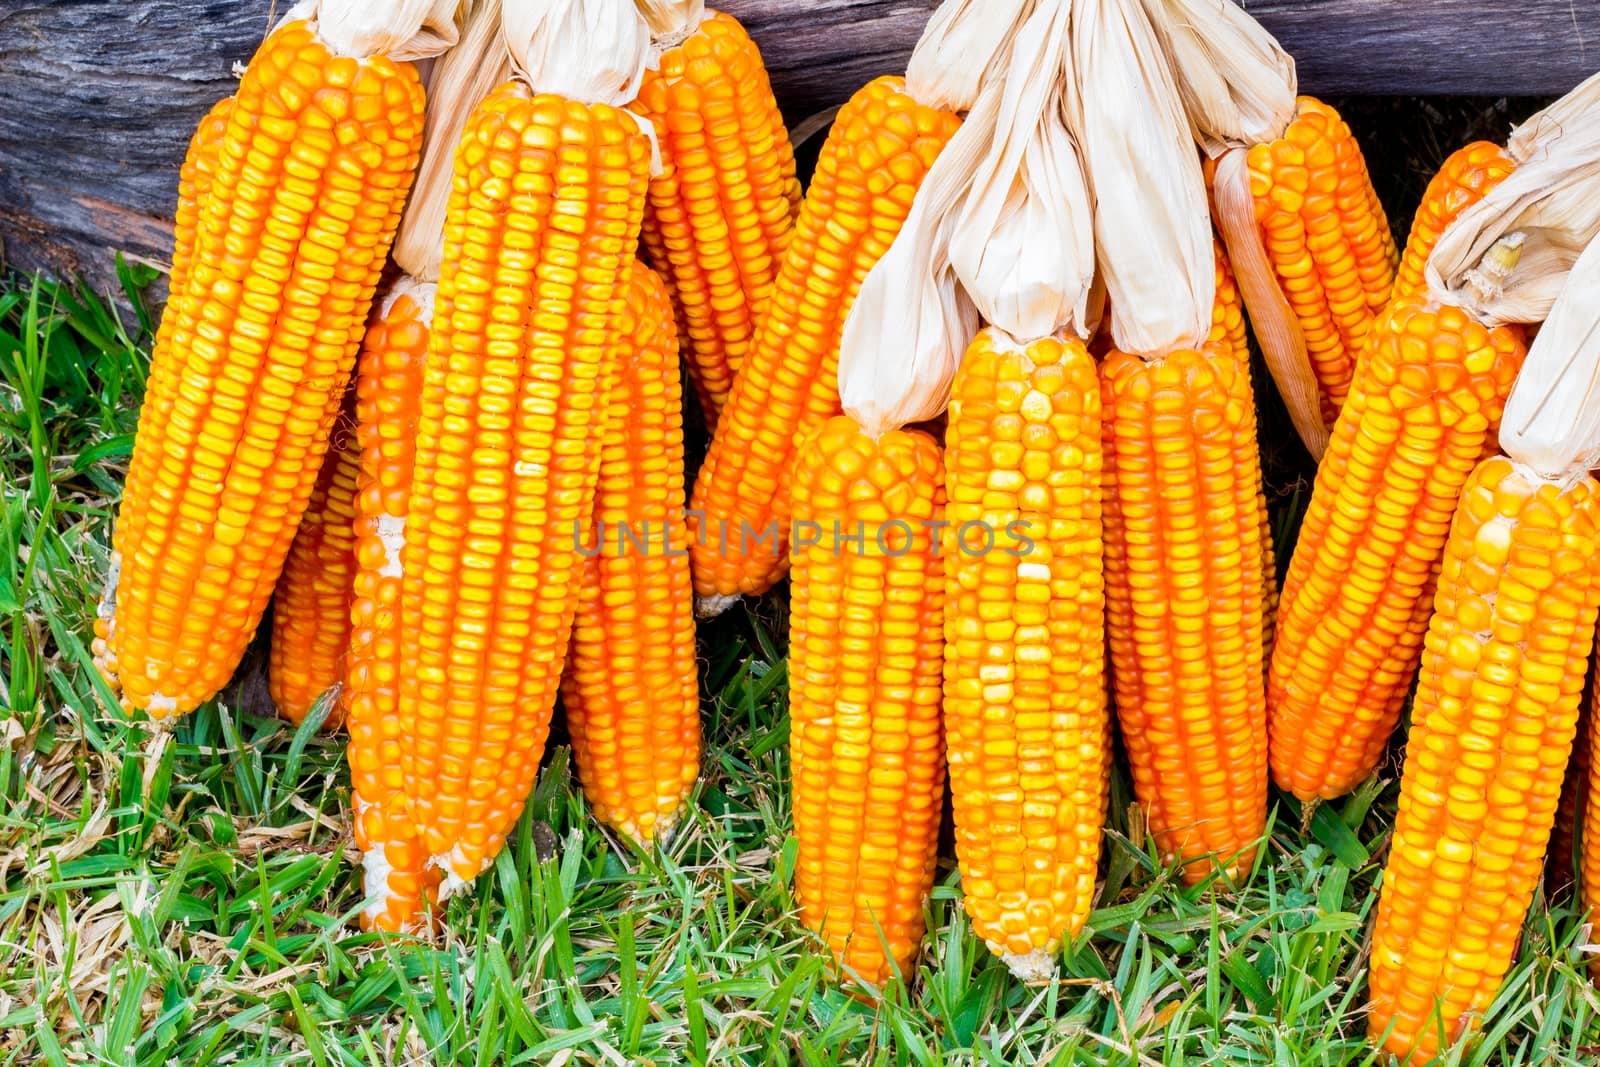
[905, 0, 1036, 112]
[503, 0, 650, 104]
[1065, 0, 1212, 357]
[833, 88, 985, 439]
[1499, 236, 1600, 477]
[1506, 69, 1600, 163]
[838, 0, 1088, 439]
[948, 0, 1090, 339]
[1136, 0, 1295, 155]
[308, 0, 461, 59]
[636, 0, 706, 38]
[1427, 72, 1600, 326]
[1212, 151, 1326, 457]
[393, 0, 512, 280]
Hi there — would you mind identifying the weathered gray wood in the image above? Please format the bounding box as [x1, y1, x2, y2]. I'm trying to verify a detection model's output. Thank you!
[723, 0, 1600, 108]
[1, 0, 1596, 295]
[1240, 0, 1598, 97]
[0, 1, 273, 287]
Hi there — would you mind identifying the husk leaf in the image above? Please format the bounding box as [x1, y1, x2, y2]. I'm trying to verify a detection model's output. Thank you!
[1138, 0, 1295, 155]
[1214, 148, 1328, 458]
[393, 0, 511, 280]
[904, 0, 1035, 111]
[947, 0, 1091, 341]
[1066, 0, 1213, 357]
[1426, 79, 1600, 326]
[313, 0, 461, 59]
[1506, 68, 1600, 165]
[636, 0, 704, 38]
[502, 0, 650, 105]
[1498, 235, 1600, 478]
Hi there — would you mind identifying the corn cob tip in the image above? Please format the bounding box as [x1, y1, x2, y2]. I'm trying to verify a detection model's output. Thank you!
[96, 550, 120, 621]
[1460, 232, 1525, 308]
[695, 593, 739, 620]
[361, 844, 419, 932]
[379, 275, 436, 323]
[144, 694, 181, 721]
[637, 810, 680, 849]
[433, 860, 475, 902]
[1003, 950, 1056, 983]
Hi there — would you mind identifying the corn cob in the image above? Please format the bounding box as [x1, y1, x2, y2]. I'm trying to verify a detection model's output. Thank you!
[1065, 0, 1268, 883]
[1241, 98, 1397, 425]
[268, 394, 361, 725]
[790, 415, 945, 985]
[834, 0, 1087, 979]
[1393, 142, 1516, 302]
[346, 281, 437, 931]
[1367, 457, 1600, 1059]
[398, 67, 653, 889]
[687, 76, 961, 612]
[97, 18, 425, 719]
[943, 329, 1106, 971]
[561, 263, 699, 845]
[94, 97, 234, 687]
[1266, 291, 1527, 803]
[1263, 75, 1600, 803]
[1501, 224, 1600, 988]
[1101, 342, 1271, 882]
[629, 5, 800, 427]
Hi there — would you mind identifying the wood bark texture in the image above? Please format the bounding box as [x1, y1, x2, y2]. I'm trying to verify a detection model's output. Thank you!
[1, 0, 1596, 292]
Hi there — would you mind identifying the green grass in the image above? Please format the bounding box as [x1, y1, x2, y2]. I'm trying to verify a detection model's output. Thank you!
[2, 243, 1600, 1062]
